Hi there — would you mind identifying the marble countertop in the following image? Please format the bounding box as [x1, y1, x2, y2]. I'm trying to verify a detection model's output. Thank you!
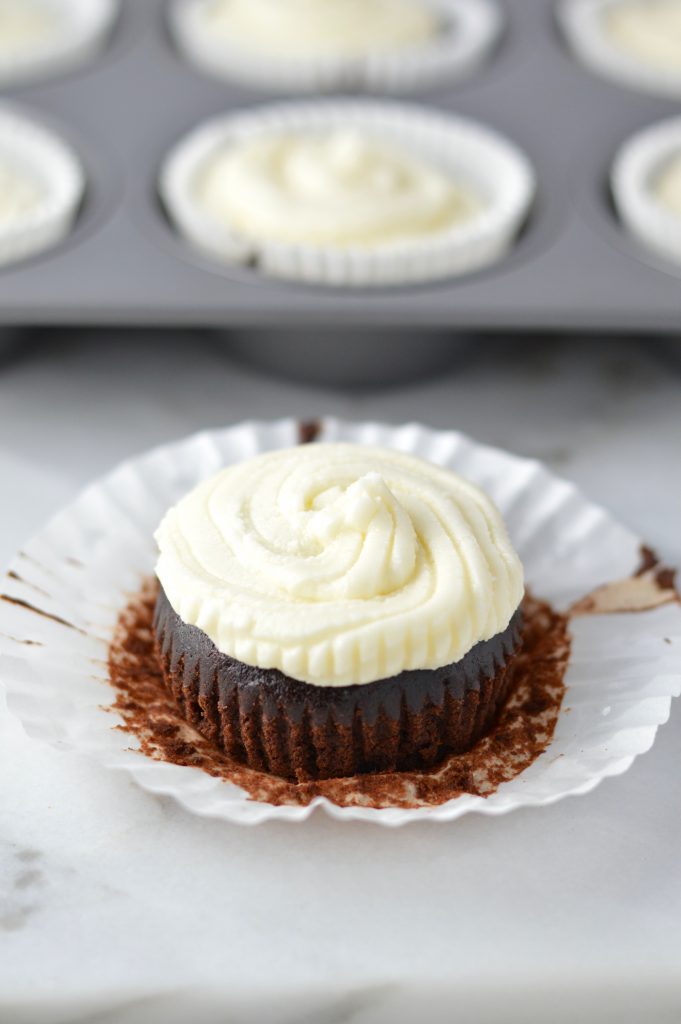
[1, 334, 680, 1024]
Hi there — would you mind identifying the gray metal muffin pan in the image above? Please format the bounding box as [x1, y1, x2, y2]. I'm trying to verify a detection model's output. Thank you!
[1, 0, 681, 332]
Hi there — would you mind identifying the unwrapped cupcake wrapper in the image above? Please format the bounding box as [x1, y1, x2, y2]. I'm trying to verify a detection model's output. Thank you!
[0, 0, 118, 86]
[155, 585, 523, 782]
[559, 0, 681, 99]
[0, 104, 85, 268]
[159, 100, 536, 287]
[611, 116, 681, 268]
[1, 418, 680, 826]
[169, 0, 503, 94]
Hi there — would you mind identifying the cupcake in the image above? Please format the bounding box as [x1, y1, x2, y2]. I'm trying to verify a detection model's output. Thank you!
[0, 0, 118, 86]
[0, 105, 85, 268]
[159, 101, 535, 286]
[153, 443, 525, 782]
[169, 0, 502, 94]
[559, 0, 681, 98]
[611, 116, 681, 267]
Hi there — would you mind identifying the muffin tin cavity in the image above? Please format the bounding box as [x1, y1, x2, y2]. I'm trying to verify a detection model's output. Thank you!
[0, 0, 679, 330]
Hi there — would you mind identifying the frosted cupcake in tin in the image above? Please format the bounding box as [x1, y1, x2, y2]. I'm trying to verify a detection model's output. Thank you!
[153, 443, 525, 782]
[560, 0, 681, 98]
[0, 0, 117, 86]
[169, 0, 503, 94]
[159, 101, 535, 286]
[612, 116, 681, 267]
[0, 105, 84, 268]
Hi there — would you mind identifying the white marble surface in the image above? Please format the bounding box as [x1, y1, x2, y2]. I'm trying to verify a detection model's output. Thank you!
[1, 334, 680, 1024]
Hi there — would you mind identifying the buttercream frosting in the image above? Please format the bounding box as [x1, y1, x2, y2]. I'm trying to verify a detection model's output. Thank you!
[653, 149, 681, 215]
[155, 444, 524, 687]
[198, 0, 438, 59]
[0, 158, 44, 226]
[604, 0, 681, 69]
[0, 0, 56, 55]
[193, 128, 481, 247]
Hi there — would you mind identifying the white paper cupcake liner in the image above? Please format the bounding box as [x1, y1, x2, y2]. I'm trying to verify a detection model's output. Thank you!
[559, 0, 681, 99]
[0, 0, 118, 87]
[611, 116, 681, 268]
[169, 0, 502, 94]
[1, 418, 679, 827]
[0, 104, 85, 268]
[159, 101, 535, 287]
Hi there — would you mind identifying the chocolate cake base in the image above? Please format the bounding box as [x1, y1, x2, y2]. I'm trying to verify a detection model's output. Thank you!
[153, 586, 523, 783]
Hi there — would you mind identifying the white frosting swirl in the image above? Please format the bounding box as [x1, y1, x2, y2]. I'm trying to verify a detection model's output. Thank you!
[654, 149, 681, 215]
[0, 0, 56, 55]
[194, 129, 481, 248]
[155, 444, 524, 687]
[199, 0, 438, 59]
[0, 158, 44, 225]
[605, 0, 681, 69]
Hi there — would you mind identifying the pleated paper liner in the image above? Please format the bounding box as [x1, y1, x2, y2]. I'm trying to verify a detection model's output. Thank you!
[0, 104, 85, 267]
[612, 116, 681, 269]
[559, 0, 681, 99]
[159, 101, 535, 286]
[169, 0, 503, 94]
[1, 419, 679, 825]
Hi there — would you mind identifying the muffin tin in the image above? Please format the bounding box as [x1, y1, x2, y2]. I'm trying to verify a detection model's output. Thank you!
[1, 0, 681, 332]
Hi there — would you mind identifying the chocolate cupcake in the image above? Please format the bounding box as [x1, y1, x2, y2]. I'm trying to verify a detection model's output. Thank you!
[153, 443, 525, 781]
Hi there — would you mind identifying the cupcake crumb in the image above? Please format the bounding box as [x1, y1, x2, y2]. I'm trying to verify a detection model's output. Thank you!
[298, 419, 322, 444]
[571, 545, 678, 617]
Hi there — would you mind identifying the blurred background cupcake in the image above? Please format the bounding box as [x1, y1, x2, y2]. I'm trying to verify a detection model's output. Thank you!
[169, 0, 503, 93]
[0, 0, 118, 86]
[612, 116, 681, 267]
[560, 0, 681, 98]
[0, 105, 84, 267]
[160, 100, 535, 286]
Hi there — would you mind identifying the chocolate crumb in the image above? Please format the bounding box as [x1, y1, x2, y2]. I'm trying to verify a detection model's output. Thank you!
[298, 420, 322, 445]
[107, 581, 570, 810]
[1, 635, 44, 647]
[656, 567, 677, 591]
[635, 545, 658, 577]
[635, 545, 678, 592]
[5, 571, 50, 598]
[0, 594, 83, 634]
[571, 547, 679, 617]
